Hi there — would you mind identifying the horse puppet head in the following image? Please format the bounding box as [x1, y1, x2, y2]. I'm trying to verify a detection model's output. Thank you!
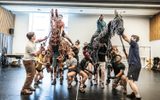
[109, 10, 124, 36]
[91, 11, 125, 61]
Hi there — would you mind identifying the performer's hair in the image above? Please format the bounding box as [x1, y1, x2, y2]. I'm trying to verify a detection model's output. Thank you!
[131, 35, 140, 42]
[67, 51, 75, 56]
[26, 32, 35, 40]
[115, 55, 122, 63]
[75, 40, 80, 44]
[99, 14, 104, 19]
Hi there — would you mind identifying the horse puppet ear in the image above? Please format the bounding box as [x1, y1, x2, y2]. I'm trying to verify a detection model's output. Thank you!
[114, 10, 123, 19]
[114, 10, 118, 17]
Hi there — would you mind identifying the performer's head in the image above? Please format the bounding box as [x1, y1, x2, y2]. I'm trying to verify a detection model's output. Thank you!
[26, 32, 36, 42]
[112, 46, 118, 52]
[131, 35, 140, 42]
[75, 40, 80, 45]
[67, 51, 75, 59]
[39, 44, 45, 51]
[99, 14, 104, 21]
[115, 55, 122, 63]
[41, 50, 46, 56]
[111, 46, 119, 57]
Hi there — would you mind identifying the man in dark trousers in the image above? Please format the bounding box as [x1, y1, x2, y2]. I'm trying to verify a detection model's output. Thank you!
[122, 34, 141, 100]
[97, 42, 107, 88]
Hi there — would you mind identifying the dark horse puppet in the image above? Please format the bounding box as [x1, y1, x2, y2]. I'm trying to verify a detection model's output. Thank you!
[91, 11, 124, 58]
[89, 11, 125, 83]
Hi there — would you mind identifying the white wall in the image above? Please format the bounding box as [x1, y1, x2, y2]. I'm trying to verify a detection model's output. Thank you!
[150, 40, 160, 57]
[68, 14, 97, 44]
[12, 12, 29, 54]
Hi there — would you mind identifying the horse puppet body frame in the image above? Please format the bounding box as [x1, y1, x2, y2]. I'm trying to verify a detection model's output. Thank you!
[45, 9, 72, 84]
[90, 11, 125, 84]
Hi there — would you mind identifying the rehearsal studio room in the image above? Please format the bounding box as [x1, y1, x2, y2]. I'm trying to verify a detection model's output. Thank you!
[0, 0, 160, 100]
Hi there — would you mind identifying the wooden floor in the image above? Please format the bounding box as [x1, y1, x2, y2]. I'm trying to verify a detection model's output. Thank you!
[0, 65, 159, 100]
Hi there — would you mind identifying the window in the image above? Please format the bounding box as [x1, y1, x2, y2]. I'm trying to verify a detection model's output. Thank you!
[29, 12, 68, 47]
[29, 13, 50, 39]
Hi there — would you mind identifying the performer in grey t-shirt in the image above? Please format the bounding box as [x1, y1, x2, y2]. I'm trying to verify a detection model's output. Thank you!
[66, 51, 88, 93]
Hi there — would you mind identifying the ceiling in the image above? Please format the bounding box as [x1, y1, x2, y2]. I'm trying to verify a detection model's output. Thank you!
[0, 1, 160, 16]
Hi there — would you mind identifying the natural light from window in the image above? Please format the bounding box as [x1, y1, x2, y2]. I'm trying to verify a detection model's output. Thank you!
[29, 12, 68, 47]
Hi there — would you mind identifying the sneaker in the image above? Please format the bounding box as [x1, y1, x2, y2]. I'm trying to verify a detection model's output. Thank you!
[34, 82, 39, 87]
[94, 80, 98, 85]
[127, 92, 136, 98]
[37, 80, 42, 84]
[29, 87, 36, 91]
[135, 97, 141, 100]
[83, 84, 87, 88]
[123, 90, 127, 94]
[101, 83, 104, 89]
[51, 79, 56, 85]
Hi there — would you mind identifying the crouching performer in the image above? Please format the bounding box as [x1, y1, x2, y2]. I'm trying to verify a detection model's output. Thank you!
[79, 57, 94, 90]
[84, 43, 94, 84]
[66, 51, 88, 93]
[34, 45, 53, 87]
[111, 50, 127, 94]
[34, 46, 46, 87]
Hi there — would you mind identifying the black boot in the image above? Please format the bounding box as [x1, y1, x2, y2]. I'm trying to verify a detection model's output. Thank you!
[126, 92, 136, 98]
[52, 79, 56, 85]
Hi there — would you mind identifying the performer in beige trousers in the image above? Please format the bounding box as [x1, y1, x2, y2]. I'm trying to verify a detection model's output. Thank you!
[21, 32, 47, 95]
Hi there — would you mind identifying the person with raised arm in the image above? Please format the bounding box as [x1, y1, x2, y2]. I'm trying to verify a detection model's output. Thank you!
[21, 32, 47, 95]
[122, 33, 142, 100]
